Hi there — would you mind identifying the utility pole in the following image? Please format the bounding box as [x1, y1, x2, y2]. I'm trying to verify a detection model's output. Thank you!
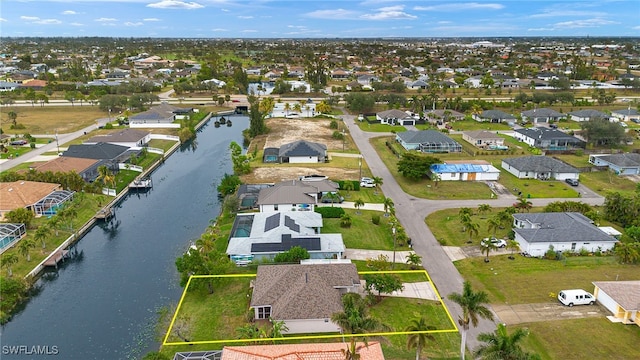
[55, 130, 60, 155]
[392, 226, 396, 270]
[358, 155, 362, 180]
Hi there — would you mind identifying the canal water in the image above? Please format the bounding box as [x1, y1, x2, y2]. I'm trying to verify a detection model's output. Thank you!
[0, 116, 249, 359]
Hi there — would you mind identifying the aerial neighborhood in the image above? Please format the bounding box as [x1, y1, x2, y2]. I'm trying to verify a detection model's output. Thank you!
[0, 36, 639, 360]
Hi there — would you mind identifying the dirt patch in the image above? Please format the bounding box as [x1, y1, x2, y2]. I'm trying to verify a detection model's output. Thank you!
[243, 166, 360, 184]
[262, 118, 342, 149]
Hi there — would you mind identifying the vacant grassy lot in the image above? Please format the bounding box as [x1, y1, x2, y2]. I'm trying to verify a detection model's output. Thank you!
[426, 208, 514, 247]
[443, 119, 512, 132]
[1, 106, 107, 134]
[371, 136, 493, 200]
[498, 171, 580, 198]
[517, 318, 640, 360]
[580, 170, 638, 196]
[355, 121, 407, 133]
[455, 255, 640, 304]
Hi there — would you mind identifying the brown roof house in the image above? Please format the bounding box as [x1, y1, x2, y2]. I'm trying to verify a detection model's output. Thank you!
[32, 156, 101, 182]
[0, 181, 65, 220]
[250, 263, 361, 334]
[592, 281, 640, 327]
[220, 342, 385, 360]
[462, 130, 507, 150]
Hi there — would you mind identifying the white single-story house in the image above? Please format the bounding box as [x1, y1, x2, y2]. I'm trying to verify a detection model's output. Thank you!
[589, 153, 640, 175]
[430, 162, 500, 181]
[568, 109, 609, 122]
[226, 211, 345, 264]
[502, 156, 579, 181]
[85, 129, 151, 148]
[512, 212, 618, 257]
[256, 179, 339, 212]
[521, 108, 564, 124]
[462, 130, 506, 150]
[250, 263, 360, 334]
[610, 108, 640, 123]
[592, 281, 640, 327]
[473, 110, 516, 123]
[376, 109, 415, 126]
[513, 127, 585, 150]
[277, 140, 327, 164]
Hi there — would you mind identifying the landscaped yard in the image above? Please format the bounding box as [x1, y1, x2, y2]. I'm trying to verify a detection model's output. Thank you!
[322, 209, 406, 250]
[425, 207, 514, 247]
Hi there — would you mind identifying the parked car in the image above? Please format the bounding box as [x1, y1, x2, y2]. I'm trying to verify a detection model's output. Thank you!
[565, 178, 579, 186]
[360, 177, 375, 188]
[558, 289, 595, 307]
[10, 139, 28, 145]
[481, 237, 507, 248]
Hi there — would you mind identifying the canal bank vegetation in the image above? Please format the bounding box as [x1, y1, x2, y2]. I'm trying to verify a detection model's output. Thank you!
[0, 192, 110, 323]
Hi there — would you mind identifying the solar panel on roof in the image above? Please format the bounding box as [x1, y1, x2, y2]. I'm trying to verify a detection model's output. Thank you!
[264, 213, 280, 232]
[251, 235, 321, 253]
[284, 216, 300, 232]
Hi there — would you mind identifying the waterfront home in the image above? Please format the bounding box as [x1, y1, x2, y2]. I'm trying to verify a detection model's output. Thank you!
[263, 140, 327, 164]
[86, 129, 151, 148]
[250, 263, 360, 333]
[513, 212, 617, 257]
[256, 179, 339, 212]
[0, 181, 72, 220]
[219, 342, 385, 360]
[32, 156, 101, 183]
[226, 211, 345, 264]
[501, 156, 579, 181]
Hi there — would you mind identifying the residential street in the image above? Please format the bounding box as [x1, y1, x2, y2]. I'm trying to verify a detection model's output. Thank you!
[341, 113, 605, 350]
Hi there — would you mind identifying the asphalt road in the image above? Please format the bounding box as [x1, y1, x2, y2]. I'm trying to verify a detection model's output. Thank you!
[341, 113, 605, 351]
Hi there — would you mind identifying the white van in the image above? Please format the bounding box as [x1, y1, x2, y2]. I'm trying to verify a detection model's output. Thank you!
[557, 289, 595, 307]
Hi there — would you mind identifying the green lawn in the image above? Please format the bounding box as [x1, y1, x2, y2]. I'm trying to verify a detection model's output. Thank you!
[356, 121, 407, 133]
[322, 209, 406, 250]
[579, 170, 638, 197]
[497, 171, 581, 198]
[370, 137, 493, 200]
[517, 318, 640, 360]
[443, 119, 512, 132]
[454, 255, 640, 304]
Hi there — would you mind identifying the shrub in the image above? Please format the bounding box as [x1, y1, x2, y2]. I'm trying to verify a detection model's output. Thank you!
[337, 180, 360, 191]
[329, 120, 338, 129]
[578, 247, 590, 256]
[371, 214, 380, 225]
[332, 131, 344, 140]
[315, 206, 345, 218]
[544, 245, 557, 260]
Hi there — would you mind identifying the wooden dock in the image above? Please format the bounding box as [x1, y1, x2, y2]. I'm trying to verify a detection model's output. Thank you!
[44, 249, 69, 268]
[95, 207, 113, 220]
[129, 177, 153, 189]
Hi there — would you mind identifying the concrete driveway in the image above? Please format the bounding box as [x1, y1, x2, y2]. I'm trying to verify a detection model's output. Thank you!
[493, 302, 609, 325]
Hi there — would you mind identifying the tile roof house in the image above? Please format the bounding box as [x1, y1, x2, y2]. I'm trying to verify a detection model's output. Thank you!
[396, 130, 462, 153]
[513, 127, 585, 150]
[226, 211, 345, 264]
[256, 179, 339, 212]
[521, 108, 564, 124]
[376, 109, 415, 126]
[501, 156, 579, 181]
[512, 212, 618, 257]
[86, 129, 151, 148]
[589, 153, 640, 175]
[250, 263, 360, 334]
[592, 281, 640, 327]
[568, 109, 609, 122]
[32, 156, 101, 182]
[220, 342, 385, 360]
[462, 130, 506, 150]
[0, 181, 62, 220]
[276, 140, 327, 164]
[473, 110, 516, 123]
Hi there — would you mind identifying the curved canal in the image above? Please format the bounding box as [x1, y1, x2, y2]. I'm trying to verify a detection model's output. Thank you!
[0, 116, 249, 359]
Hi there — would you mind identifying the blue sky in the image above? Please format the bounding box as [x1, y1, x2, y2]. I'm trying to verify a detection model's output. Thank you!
[1, 0, 638, 38]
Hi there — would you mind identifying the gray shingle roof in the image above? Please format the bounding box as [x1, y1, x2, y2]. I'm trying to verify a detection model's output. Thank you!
[256, 179, 338, 206]
[595, 153, 640, 167]
[463, 130, 503, 140]
[397, 130, 460, 146]
[377, 109, 413, 119]
[568, 109, 609, 119]
[278, 140, 326, 158]
[514, 127, 583, 143]
[63, 142, 130, 160]
[250, 264, 360, 320]
[513, 212, 616, 244]
[521, 108, 564, 118]
[87, 129, 149, 144]
[611, 108, 640, 116]
[479, 110, 516, 120]
[502, 156, 579, 173]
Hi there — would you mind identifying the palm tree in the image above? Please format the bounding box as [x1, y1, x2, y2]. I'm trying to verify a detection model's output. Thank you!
[477, 204, 492, 216]
[481, 240, 497, 263]
[513, 197, 532, 213]
[354, 198, 365, 215]
[293, 103, 302, 115]
[506, 240, 521, 260]
[343, 181, 355, 197]
[406, 316, 436, 360]
[474, 323, 539, 360]
[614, 241, 640, 264]
[383, 197, 394, 217]
[8, 110, 17, 126]
[96, 165, 116, 189]
[340, 213, 352, 228]
[486, 217, 501, 238]
[372, 176, 383, 189]
[284, 102, 290, 116]
[466, 221, 480, 244]
[405, 252, 422, 269]
[34, 225, 50, 249]
[18, 238, 36, 261]
[2, 253, 19, 276]
[448, 281, 495, 360]
[269, 317, 289, 339]
[331, 292, 384, 337]
[236, 324, 261, 344]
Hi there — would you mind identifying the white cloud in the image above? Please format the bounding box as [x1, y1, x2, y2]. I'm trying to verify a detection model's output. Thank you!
[212, 28, 228, 32]
[62, 10, 77, 15]
[360, 5, 417, 20]
[147, 1, 204, 10]
[0, 18, 6, 22]
[633, 25, 640, 30]
[414, 3, 504, 11]
[241, 29, 258, 33]
[70, 22, 84, 26]
[238, 15, 253, 19]
[529, 10, 605, 18]
[221, 8, 230, 12]
[305, 9, 359, 20]
[95, 17, 117, 22]
[124, 21, 144, 26]
[553, 18, 617, 28]
[430, 24, 517, 34]
[20, 16, 62, 25]
[144, 18, 161, 22]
